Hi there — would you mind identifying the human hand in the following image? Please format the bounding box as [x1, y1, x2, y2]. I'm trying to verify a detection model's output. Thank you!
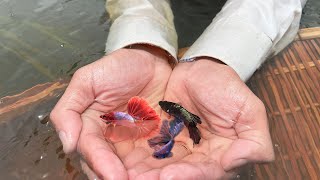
[50, 45, 172, 179]
[136, 58, 274, 179]
[77, 58, 274, 179]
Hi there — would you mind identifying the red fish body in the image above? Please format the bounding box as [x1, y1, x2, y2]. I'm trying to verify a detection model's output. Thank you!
[100, 96, 160, 142]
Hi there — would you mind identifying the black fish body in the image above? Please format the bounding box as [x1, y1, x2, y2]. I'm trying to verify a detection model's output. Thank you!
[158, 101, 202, 144]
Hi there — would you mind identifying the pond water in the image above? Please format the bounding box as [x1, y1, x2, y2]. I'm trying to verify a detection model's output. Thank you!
[0, 0, 319, 179]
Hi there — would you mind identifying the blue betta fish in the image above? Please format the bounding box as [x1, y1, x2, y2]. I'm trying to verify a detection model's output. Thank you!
[148, 118, 184, 159]
[159, 101, 202, 144]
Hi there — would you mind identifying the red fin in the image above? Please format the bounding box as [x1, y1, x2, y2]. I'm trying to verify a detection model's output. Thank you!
[128, 96, 161, 121]
[104, 125, 140, 142]
[127, 96, 161, 138]
[135, 119, 160, 139]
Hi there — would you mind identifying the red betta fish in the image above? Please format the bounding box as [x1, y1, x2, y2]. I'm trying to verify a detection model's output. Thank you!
[100, 96, 161, 142]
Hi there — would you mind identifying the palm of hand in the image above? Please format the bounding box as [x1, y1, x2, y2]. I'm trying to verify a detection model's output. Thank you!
[52, 50, 274, 179]
[116, 60, 273, 179]
[51, 48, 172, 179]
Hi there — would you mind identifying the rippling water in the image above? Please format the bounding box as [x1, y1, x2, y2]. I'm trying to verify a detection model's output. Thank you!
[0, 0, 108, 97]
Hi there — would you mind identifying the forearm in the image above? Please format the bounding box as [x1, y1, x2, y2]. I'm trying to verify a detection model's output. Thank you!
[105, 0, 178, 62]
[181, 0, 307, 81]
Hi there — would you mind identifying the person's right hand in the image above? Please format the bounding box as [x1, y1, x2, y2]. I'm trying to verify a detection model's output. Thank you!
[50, 45, 172, 179]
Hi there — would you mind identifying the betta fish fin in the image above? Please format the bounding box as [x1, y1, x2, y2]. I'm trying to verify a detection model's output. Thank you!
[148, 120, 172, 146]
[104, 125, 141, 143]
[187, 125, 201, 144]
[148, 119, 184, 159]
[169, 118, 185, 138]
[152, 140, 174, 159]
[127, 96, 161, 122]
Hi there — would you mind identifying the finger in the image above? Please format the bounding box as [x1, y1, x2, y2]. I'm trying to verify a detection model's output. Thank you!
[78, 112, 128, 180]
[80, 159, 101, 180]
[222, 96, 275, 171]
[126, 142, 190, 178]
[50, 68, 95, 153]
[133, 169, 161, 180]
[160, 162, 226, 180]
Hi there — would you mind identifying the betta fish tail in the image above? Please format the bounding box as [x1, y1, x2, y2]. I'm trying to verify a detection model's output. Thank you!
[127, 96, 161, 122]
[169, 117, 185, 138]
[148, 120, 172, 148]
[152, 140, 174, 159]
[190, 113, 201, 124]
[187, 125, 201, 144]
[148, 119, 184, 159]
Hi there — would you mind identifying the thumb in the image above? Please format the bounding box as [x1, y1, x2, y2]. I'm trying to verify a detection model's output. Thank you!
[221, 138, 274, 171]
[50, 68, 94, 153]
[221, 98, 274, 171]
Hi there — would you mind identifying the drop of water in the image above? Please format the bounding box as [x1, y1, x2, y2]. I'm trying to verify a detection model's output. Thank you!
[41, 173, 49, 179]
[38, 114, 44, 120]
[60, 44, 64, 48]
[274, 144, 279, 147]
[40, 153, 47, 160]
[236, 174, 240, 178]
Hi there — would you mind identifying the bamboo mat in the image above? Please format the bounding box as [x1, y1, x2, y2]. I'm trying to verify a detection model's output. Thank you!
[247, 28, 320, 179]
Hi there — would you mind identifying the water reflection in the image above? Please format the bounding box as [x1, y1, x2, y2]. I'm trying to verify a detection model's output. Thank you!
[0, 0, 108, 97]
[0, 114, 86, 179]
[0, 80, 85, 179]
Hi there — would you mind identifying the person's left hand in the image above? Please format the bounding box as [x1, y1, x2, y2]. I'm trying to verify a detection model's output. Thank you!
[112, 58, 275, 179]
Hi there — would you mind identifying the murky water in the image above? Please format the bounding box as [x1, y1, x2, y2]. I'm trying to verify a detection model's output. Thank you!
[0, 0, 319, 179]
[0, 0, 108, 97]
[301, 0, 320, 28]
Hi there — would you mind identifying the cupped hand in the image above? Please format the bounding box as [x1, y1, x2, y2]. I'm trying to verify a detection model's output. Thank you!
[50, 45, 172, 179]
[125, 58, 274, 179]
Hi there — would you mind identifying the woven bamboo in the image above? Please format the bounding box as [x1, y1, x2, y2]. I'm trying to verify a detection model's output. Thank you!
[247, 28, 320, 179]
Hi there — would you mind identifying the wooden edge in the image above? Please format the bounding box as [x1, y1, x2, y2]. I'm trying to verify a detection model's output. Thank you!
[295, 27, 320, 41]
[178, 27, 320, 59]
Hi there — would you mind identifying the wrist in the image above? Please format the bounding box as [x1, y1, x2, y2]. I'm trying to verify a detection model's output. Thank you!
[190, 57, 241, 80]
[125, 44, 175, 68]
[193, 56, 226, 65]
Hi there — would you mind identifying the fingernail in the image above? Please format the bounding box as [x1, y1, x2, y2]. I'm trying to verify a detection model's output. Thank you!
[59, 131, 72, 153]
